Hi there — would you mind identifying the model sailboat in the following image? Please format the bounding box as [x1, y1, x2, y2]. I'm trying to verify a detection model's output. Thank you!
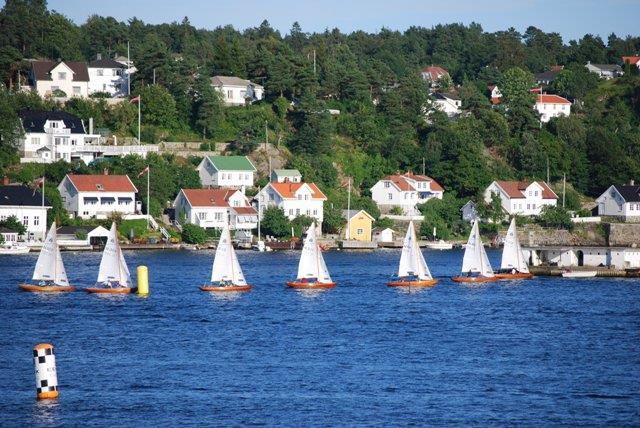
[387, 222, 437, 287]
[19, 222, 75, 292]
[286, 222, 336, 289]
[85, 222, 132, 294]
[495, 218, 533, 279]
[200, 225, 251, 292]
[452, 220, 498, 283]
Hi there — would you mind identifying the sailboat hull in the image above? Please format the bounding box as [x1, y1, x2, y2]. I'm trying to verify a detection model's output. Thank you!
[286, 281, 336, 289]
[387, 279, 438, 287]
[494, 272, 534, 280]
[19, 283, 76, 293]
[200, 284, 252, 292]
[451, 275, 498, 283]
[84, 287, 132, 294]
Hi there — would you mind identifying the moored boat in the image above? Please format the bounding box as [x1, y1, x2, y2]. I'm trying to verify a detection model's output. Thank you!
[286, 223, 336, 289]
[85, 222, 133, 294]
[424, 239, 453, 250]
[562, 270, 598, 278]
[200, 225, 252, 292]
[494, 218, 533, 280]
[0, 243, 30, 255]
[19, 222, 75, 293]
[387, 222, 437, 287]
[451, 220, 498, 283]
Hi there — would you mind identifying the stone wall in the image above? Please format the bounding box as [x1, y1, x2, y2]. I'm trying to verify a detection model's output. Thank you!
[520, 224, 607, 247]
[608, 223, 640, 247]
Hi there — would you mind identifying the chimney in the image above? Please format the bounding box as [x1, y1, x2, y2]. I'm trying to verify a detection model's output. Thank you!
[631, 179, 635, 186]
[2, 176, 9, 185]
[89, 117, 94, 135]
[103, 168, 109, 176]
[97, 53, 102, 60]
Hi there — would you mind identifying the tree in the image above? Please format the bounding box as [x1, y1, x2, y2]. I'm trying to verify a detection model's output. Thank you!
[499, 67, 535, 106]
[181, 223, 207, 244]
[0, 215, 27, 235]
[192, 75, 225, 138]
[537, 205, 572, 230]
[135, 84, 179, 130]
[0, 88, 21, 174]
[287, 94, 334, 155]
[261, 207, 290, 238]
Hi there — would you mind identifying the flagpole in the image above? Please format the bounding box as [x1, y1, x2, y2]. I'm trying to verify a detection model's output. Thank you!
[41, 176, 45, 207]
[147, 166, 150, 229]
[138, 96, 141, 143]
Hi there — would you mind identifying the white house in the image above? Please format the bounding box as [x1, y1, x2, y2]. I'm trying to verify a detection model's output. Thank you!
[420, 66, 450, 88]
[87, 56, 129, 97]
[173, 188, 258, 232]
[585, 62, 624, 79]
[271, 169, 302, 183]
[58, 174, 138, 219]
[29, 60, 90, 98]
[0, 183, 50, 241]
[56, 225, 110, 247]
[370, 173, 444, 215]
[484, 180, 558, 216]
[211, 76, 264, 106]
[534, 66, 564, 86]
[0, 227, 19, 243]
[534, 94, 571, 123]
[488, 85, 502, 105]
[197, 156, 256, 189]
[595, 182, 640, 221]
[373, 228, 395, 244]
[255, 182, 327, 230]
[432, 92, 462, 117]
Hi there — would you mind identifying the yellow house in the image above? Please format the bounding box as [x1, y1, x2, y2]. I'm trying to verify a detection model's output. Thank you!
[342, 209, 375, 241]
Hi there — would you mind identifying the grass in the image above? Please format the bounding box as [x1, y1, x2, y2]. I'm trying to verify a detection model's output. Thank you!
[119, 219, 149, 239]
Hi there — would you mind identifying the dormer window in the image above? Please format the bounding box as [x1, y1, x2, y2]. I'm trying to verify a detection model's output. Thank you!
[58, 72, 66, 80]
[96, 184, 104, 191]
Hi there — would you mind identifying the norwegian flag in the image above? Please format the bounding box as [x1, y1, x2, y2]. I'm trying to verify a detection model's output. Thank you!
[130, 95, 141, 104]
[137, 166, 149, 178]
[33, 177, 44, 196]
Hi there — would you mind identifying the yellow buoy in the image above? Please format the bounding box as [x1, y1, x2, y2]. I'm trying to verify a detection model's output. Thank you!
[33, 343, 59, 400]
[136, 265, 149, 295]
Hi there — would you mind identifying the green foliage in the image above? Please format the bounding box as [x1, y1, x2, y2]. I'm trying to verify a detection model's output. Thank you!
[135, 84, 179, 131]
[291, 215, 314, 237]
[0, 215, 26, 235]
[537, 205, 573, 230]
[261, 207, 290, 238]
[418, 193, 468, 239]
[373, 217, 394, 230]
[0, 233, 4, 244]
[181, 223, 207, 244]
[322, 205, 343, 234]
[389, 206, 404, 215]
[75, 229, 88, 240]
[120, 219, 148, 239]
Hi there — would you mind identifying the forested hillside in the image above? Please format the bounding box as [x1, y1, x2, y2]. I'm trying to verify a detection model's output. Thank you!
[1, 0, 639, 229]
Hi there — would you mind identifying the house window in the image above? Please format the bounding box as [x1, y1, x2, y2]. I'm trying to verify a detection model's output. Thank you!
[296, 208, 300, 215]
[83, 211, 89, 216]
[32, 137, 40, 145]
[51, 86, 59, 92]
[313, 209, 318, 215]
[534, 191, 538, 197]
[51, 122, 59, 128]
[527, 204, 530, 210]
[23, 216, 28, 226]
[97, 69, 104, 76]
[227, 90, 233, 99]
[233, 200, 239, 207]
[404, 194, 408, 200]
[384, 182, 390, 188]
[289, 209, 293, 216]
[357, 228, 363, 235]
[34, 216, 39, 226]
[198, 212, 207, 220]
[388, 193, 392, 200]
[214, 212, 223, 221]
[73, 86, 81, 94]
[528, 191, 532, 196]
[244, 174, 249, 180]
[304, 195, 309, 200]
[58, 72, 66, 80]
[532, 204, 536, 210]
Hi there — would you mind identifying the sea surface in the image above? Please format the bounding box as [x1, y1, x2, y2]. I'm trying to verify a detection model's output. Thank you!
[0, 249, 638, 426]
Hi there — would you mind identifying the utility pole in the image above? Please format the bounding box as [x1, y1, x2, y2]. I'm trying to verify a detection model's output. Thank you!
[127, 41, 131, 96]
[562, 173, 566, 208]
[313, 49, 316, 75]
[422, 157, 426, 176]
[265, 120, 268, 150]
[153, 68, 156, 85]
[346, 177, 351, 240]
[546, 156, 550, 184]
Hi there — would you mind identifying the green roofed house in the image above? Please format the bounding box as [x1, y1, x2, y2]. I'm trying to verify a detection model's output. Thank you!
[197, 155, 257, 190]
[270, 169, 302, 183]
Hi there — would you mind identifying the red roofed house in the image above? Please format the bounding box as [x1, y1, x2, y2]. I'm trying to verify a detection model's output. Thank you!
[622, 56, 640, 69]
[29, 60, 90, 98]
[370, 173, 444, 215]
[173, 188, 258, 232]
[58, 174, 138, 219]
[534, 93, 571, 123]
[484, 180, 558, 216]
[420, 66, 450, 88]
[488, 85, 502, 105]
[255, 182, 328, 231]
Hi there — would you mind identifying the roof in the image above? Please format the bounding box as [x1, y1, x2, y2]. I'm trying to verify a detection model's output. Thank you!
[421, 66, 449, 79]
[536, 94, 571, 105]
[534, 70, 561, 82]
[88, 58, 126, 69]
[0, 185, 49, 207]
[614, 185, 640, 202]
[269, 182, 327, 200]
[381, 173, 444, 192]
[622, 56, 640, 64]
[341, 209, 374, 221]
[56, 226, 90, 235]
[272, 169, 301, 177]
[588, 63, 623, 72]
[210, 75, 263, 89]
[31, 60, 89, 82]
[491, 97, 502, 105]
[493, 181, 558, 200]
[19, 110, 86, 134]
[207, 156, 256, 172]
[181, 188, 236, 207]
[65, 175, 137, 193]
[232, 206, 258, 215]
[434, 92, 460, 101]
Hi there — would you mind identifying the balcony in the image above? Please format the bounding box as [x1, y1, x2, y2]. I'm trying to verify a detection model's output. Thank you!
[45, 127, 71, 135]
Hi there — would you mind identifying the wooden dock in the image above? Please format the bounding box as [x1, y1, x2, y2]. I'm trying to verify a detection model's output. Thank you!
[340, 240, 378, 250]
[529, 266, 629, 277]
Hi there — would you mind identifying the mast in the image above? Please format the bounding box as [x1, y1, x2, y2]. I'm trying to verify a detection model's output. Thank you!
[346, 177, 351, 239]
[257, 187, 261, 241]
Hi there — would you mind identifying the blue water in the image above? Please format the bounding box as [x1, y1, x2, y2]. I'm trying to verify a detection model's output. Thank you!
[1, 249, 638, 426]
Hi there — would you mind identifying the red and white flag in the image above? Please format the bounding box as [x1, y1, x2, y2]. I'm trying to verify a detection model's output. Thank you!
[130, 95, 140, 104]
[137, 166, 149, 178]
[33, 177, 44, 196]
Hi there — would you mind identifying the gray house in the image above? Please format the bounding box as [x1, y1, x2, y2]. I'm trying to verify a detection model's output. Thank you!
[461, 200, 479, 223]
[585, 62, 624, 79]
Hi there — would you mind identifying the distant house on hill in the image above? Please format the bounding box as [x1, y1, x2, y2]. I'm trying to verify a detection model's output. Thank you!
[432, 92, 462, 117]
[484, 180, 558, 216]
[197, 155, 256, 190]
[622, 56, 640, 69]
[420, 66, 450, 88]
[341, 209, 374, 242]
[271, 169, 302, 183]
[488, 85, 502, 105]
[585, 62, 624, 79]
[595, 181, 640, 221]
[28, 60, 90, 98]
[534, 94, 571, 123]
[535, 65, 564, 85]
[58, 174, 138, 219]
[211, 76, 264, 106]
[255, 182, 327, 231]
[370, 173, 444, 216]
[87, 54, 129, 97]
[461, 200, 479, 223]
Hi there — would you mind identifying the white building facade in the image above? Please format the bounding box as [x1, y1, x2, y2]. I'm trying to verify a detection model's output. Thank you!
[596, 184, 640, 221]
[255, 182, 327, 230]
[29, 60, 90, 98]
[197, 156, 256, 189]
[58, 174, 138, 219]
[173, 188, 258, 232]
[0, 184, 50, 241]
[535, 94, 571, 123]
[211, 76, 264, 106]
[484, 180, 558, 216]
[371, 173, 444, 215]
[87, 57, 129, 97]
[271, 169, 302, 183]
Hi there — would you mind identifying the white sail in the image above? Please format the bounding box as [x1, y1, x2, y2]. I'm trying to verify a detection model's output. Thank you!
[297, 223, 332, 283]
[461, 220, 494, 277]
[500, 218, 529, 273]
[97, 222, 132, 287]
[398, 222, 432, 280]
[211, 226, 247, 285]
[32, 222, 69, 286]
